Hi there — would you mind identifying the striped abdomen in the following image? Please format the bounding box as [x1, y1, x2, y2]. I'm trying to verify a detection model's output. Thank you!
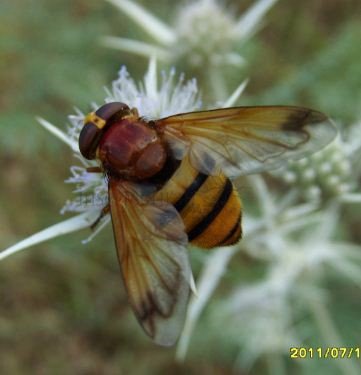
[153, 157, 242, 249]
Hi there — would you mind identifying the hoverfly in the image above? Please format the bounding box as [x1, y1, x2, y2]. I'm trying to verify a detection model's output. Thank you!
[79, 102, 336, 346]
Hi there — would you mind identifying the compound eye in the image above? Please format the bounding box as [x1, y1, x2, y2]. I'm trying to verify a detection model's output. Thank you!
[79, 102, 131, 160]
[79, 123, 102, 160]
[95, 102, 130, 122]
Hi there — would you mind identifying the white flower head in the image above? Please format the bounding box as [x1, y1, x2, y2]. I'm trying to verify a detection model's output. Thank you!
[272, 135, 356, 202]
[174, 0, 238, 68]
[103, 0, 279, 69]
[105, 63, 201, 119]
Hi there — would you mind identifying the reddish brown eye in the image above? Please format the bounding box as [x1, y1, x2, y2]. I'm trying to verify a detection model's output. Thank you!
[79, 102, 131, 160]
[79, 123, 102, 160]
[95, 102, 130, 121]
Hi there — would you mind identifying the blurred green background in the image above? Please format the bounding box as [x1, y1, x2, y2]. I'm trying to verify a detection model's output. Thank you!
[0, 0, 360, 374]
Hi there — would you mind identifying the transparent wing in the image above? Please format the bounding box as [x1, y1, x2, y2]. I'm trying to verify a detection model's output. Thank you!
[157, 106, 337, 177]
[108, 178, 190, 346]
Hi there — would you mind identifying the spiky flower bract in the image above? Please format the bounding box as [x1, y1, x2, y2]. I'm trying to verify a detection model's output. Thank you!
[103, 0, 278, 99]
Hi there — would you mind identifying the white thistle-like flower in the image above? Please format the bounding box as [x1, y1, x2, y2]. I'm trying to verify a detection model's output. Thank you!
[271, 130, 361, 204]
[104, 0, 278, 67]
[103, 0, 278, 98]
[0, 58, 247, 262]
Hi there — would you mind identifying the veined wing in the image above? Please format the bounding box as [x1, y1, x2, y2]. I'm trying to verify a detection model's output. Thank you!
[109, 178, 190, 346]
[157, 106, 337, 177]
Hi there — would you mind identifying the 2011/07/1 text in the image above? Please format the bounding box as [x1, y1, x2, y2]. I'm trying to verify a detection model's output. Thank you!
[290, 347, 360, 359]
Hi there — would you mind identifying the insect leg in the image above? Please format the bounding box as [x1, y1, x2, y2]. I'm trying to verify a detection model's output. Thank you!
[91, 205, 110, 230]
[86, 166, 103, 173]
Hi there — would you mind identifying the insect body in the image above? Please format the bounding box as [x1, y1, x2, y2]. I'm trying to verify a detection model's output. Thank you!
[79, 102, 336, 346]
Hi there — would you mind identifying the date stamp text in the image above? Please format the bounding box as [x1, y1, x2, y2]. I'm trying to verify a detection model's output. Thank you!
[290, 347, 360, 359]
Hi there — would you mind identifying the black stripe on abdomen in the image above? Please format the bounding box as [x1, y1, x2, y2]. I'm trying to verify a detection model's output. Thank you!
[216, 213, 242, 246]
[174, 172, 208, 211]
[188, 178, 233, 241]
[146, 155, 181, 188]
